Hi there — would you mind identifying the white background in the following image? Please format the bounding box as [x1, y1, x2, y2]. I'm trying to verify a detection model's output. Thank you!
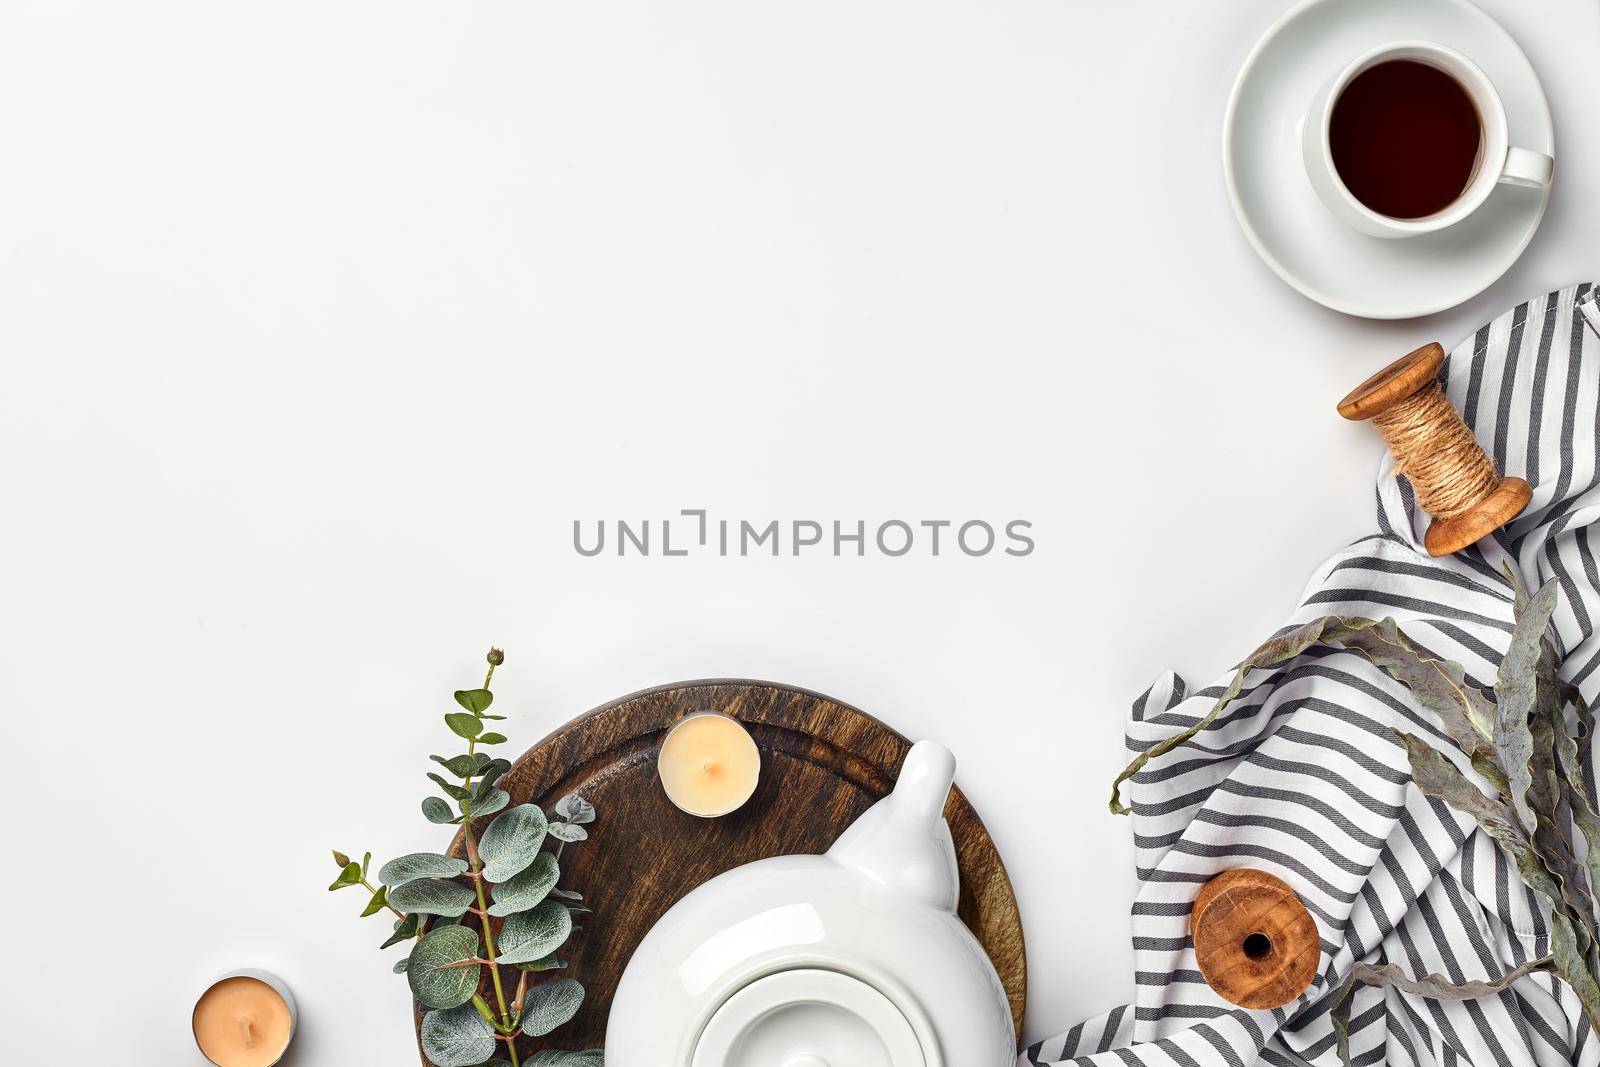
[3, 1, 1597, 1061]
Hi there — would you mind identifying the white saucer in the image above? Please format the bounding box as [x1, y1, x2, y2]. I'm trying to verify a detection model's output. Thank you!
[1223, 0, 1552, 319]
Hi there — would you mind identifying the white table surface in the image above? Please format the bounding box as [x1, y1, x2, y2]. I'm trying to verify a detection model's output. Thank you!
[3, 1, 1597, 1061]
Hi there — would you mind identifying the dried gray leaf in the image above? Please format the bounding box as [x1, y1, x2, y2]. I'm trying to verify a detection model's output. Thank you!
[1496, 579, 1559, 835]
[1112, 615, 1489, 815]
[1555, 686, 1600, 904]
[1529, 687, 1596, 944]
[420, 1003, 497, 1067]
[479, 804, 549, 882]
[1331, 957, 1554, 1066]
[519, 977, 585, 1037]
[1395, 733, 1566, 909]
[1335, 618, 1495, 753]
[1552, 910, 1600, 1038]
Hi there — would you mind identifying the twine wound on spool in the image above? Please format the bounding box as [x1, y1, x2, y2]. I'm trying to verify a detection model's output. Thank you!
[1338, 342, 1532, 557]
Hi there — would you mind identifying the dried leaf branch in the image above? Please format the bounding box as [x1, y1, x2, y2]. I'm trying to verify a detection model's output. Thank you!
[1114, 574, 1600, 1060]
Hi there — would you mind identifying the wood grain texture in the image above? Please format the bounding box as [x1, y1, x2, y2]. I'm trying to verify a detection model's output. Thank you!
[1337, 341, 1445, 421]
[1191, 868, 1318, 1011]
[412, 679, 1027, 1063]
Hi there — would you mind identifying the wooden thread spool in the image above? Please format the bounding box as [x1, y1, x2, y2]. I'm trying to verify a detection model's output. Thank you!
[1191, 869, 1319, 1010]
[1338, 342, 1531, 557]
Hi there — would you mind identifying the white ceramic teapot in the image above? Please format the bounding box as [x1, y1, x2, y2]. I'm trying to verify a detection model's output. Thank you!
[605, 740, 1016, 1067]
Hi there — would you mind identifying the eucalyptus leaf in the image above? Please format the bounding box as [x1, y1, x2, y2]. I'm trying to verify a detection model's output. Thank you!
[548, 887, 582, 902]
[516, 955, 567, 972]
[468, 788, 509, 820]
[406, 924, 482, 1010]
[428, 772, 474, 802]
[478, 732, 507, 745]
[454, 688, 494, 713]
[479, 758, 512, 786]
[525, 1051, 604, 1067]
[1496, 579, 1559, 835]
[479, 804, 549, 882]
[489, 851, 560, 917]
[380, 913, 419, 949]
[519, 977, 585, 1037]
[420, 1003, 497, 1067]
[328, 861, 362, 891]
[547, 822, 588, 843]
[390, 877, 475, 918]
[1111, 615, 1492, 814]
[422, 796, 457, 824]
[378, 852, 469, 887]
[445, 712, 483, 740]
[555, 794, 596, 825]
[393, 954, 410, 974]
[495, 900, 572, 964]
[1331, 957, 1554, 1066]
[360, 885, 388, 917]
[431, 753, 491, 778]
[361, 851, 371, 878]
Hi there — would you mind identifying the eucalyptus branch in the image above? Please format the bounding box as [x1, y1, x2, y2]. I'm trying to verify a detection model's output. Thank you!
[323, 647, 599, 1067]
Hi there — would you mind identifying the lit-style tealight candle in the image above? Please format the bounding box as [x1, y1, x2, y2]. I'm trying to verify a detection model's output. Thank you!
[658, 710, 762, 817]
[192, 971, 297, 1067]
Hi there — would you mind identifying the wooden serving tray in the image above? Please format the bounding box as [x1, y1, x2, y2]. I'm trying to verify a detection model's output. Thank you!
[421, 679, 1026, 1058]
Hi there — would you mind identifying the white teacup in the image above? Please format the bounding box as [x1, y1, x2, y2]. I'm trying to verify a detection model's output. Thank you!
[1302, 41, 1553, 239]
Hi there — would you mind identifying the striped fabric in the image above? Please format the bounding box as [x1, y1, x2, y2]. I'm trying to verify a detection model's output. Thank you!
[1026, 284, 1600, 1067]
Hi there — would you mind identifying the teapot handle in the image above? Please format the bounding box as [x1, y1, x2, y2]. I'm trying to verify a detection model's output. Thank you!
[893, 740, 956, 821]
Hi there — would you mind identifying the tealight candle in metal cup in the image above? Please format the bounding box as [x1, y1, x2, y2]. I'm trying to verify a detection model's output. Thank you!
[192, 969, 298, 1067]
[657, 710, 762, 818]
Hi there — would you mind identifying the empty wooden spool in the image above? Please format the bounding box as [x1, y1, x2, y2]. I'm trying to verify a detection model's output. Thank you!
[1338, 342, 1531, 557]
[1191, 869, 1319, 1010]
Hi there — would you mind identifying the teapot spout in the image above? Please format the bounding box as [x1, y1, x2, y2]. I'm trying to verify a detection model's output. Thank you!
[827, 740, 961, 911]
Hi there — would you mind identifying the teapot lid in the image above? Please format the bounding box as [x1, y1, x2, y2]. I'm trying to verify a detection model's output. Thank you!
[690, 969, 926, 1067]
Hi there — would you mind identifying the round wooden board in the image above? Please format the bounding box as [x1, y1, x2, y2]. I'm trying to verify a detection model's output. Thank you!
[414, 679, 1027, 1061]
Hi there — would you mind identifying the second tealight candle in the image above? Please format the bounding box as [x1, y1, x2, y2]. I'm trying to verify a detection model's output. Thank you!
[657, 710, 761, 817]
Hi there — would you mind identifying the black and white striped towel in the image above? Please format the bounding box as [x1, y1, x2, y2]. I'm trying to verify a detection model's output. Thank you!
[1026, 284, 1600, 1067]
